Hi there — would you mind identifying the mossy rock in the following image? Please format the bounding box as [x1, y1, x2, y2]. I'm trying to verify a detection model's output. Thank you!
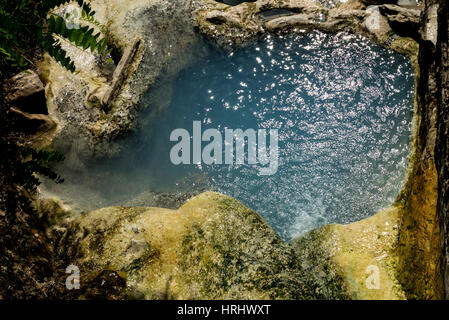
[67, 192, 414, 300]
[72, 192, 328, 299]
[390, 36, 419, 72]
[292, 205, 406, 300]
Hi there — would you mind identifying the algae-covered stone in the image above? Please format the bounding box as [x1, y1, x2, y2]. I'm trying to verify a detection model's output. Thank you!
[69, 191, 411, 300]
[292, 205, 406, 300]
[72, 192, 317, 299]
[390, 36, 419, 71]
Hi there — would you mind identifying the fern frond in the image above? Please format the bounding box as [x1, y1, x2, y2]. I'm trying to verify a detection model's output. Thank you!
[46, 15, 109, 56]
[41, 34, 75, 72]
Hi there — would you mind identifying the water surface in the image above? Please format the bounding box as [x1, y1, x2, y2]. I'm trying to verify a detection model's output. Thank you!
[46, 31, 415, 240]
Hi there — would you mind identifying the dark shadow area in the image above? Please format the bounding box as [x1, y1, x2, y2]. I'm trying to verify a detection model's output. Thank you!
[215, 0, 257, 5]
[257, 8, 301, 21]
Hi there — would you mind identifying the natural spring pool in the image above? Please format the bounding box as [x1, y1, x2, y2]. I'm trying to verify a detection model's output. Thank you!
[45, 31, 415, 240]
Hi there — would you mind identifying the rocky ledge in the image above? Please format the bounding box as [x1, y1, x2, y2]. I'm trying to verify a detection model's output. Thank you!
[58, 192, 328, 299]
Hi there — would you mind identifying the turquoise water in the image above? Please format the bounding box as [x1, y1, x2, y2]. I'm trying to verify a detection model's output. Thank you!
[54, 31, 415, 240]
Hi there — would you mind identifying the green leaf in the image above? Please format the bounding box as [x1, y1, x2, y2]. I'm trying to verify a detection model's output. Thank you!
[55, 16, 63, 33]
[75, 31, 84, 46]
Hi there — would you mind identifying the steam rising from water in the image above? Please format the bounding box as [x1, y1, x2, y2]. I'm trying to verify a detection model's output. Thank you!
[44, 31, 414, 240]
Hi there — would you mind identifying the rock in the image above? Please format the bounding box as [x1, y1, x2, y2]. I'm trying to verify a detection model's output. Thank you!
[293, 206, 406, 299]
[397, 0, 419, 6]
[389, 36, 419, 71]
[382, 3, 421, 16]
[69, 192, 334, 299]
[335, 0, 367, 11]
[216, 0, 257, 5]
[44, 76, 105, 171]
[435, 0, 449, 299]
[197, 3, 264, 47]
[421, 3, 439, 45]
[317, 0, 359, 8]
[197, 0, 410, 49]
[264, 13, 318, 31]
[66, 191, 425, 300]
[123, 190, 206, 209]
[394, 0, 444, 300]
[360, 0, 396, 4]
[280, 0, 323, 11]
[3, 70, 47, 115]
[10, 107, 56, 135]
[363, 6, 393, 42]
[379, 4, 421, 38]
